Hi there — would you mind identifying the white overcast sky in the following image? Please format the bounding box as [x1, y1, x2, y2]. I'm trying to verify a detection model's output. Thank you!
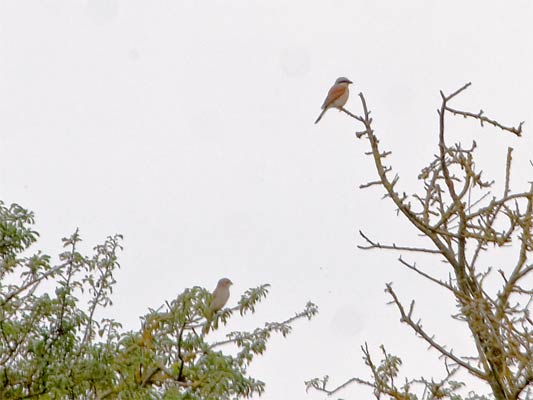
[1, 1, 533, 399]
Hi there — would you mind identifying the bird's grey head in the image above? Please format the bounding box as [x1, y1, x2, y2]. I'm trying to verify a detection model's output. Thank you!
[335, 77, 353, 85]
[218, 278, 233, 287]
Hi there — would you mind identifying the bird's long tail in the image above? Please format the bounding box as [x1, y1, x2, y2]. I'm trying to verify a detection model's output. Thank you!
[314, 108, 327, 124]
[202, 309, 213, 335]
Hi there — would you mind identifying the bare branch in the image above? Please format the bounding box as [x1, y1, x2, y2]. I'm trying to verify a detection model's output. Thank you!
[445, 106, 523, 137]
[358, 230, 441, 254]
[441, 82, 472, 101]
[339, 106, 365, 123]
[359, 180, 382, 189]
[385, 283, 485, 379]
[397, 256, 457, 293]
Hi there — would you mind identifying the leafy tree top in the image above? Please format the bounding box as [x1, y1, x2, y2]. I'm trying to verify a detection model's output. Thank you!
[0, 201, 317, 399]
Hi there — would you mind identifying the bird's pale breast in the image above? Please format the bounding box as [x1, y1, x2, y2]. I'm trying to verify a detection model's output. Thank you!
[331, 89, 349, 108]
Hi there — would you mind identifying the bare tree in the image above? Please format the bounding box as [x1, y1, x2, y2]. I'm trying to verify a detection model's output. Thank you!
[307, 83, 532, 400]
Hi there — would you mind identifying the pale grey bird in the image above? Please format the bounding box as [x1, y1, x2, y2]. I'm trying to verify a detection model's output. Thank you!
[203, 277, 233, 334]
[314, 77, 353, 124]
[209, 277, 232, 314]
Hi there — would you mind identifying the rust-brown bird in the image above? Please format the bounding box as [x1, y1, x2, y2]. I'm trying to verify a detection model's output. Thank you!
[314, 77, 353, 124]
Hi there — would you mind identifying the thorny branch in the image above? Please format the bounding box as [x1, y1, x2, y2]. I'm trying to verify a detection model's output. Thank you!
[385, 283, 484, 378]
[445, 106, 523, 137]
[358, 230, 441, 254]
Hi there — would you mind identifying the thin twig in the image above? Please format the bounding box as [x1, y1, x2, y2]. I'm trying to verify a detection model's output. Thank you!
[398, 256, 457, 293]
[358, 230, 441, 254]
[445, 107, 523, 137]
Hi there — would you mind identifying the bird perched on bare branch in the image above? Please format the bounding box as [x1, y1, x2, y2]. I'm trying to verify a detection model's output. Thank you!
[203, 278, 233, 334]
[314, 77, 353, 124]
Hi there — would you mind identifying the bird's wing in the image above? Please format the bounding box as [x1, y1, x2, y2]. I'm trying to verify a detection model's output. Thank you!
[321, 84, 346, 109]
